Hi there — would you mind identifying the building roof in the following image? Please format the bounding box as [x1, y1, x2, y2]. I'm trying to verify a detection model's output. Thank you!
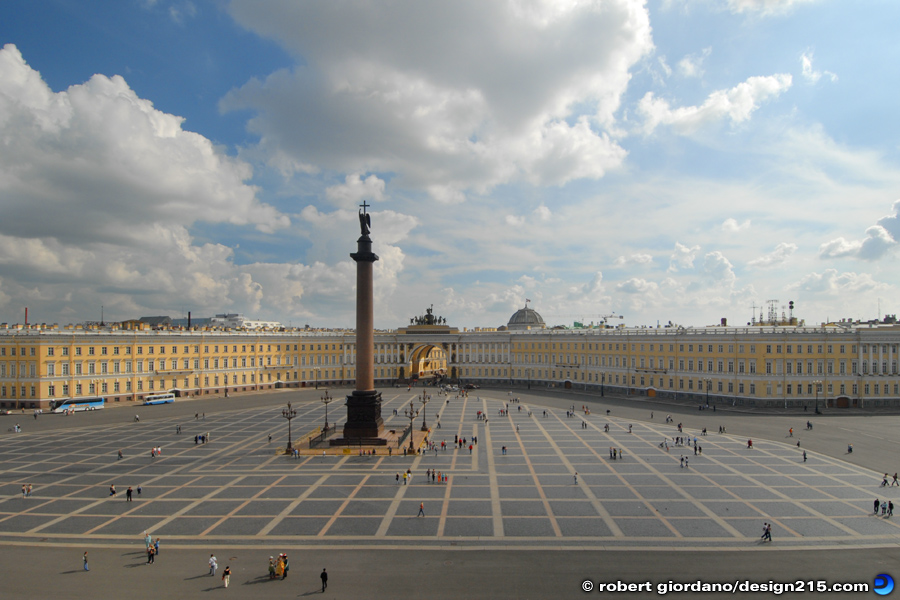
[507, 306, 545, 330]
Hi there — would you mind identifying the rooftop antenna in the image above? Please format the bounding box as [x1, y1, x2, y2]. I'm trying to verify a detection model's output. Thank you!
[766, 299, 779, 325]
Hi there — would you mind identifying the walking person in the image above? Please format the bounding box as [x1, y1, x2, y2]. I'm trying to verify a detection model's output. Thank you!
[209, 554, 218, 576]
[321, 568, 328, 592]
[890, 501, 894, 517]
[146, 545, 155, 564]
[875, 499, 881, 515]
[83, 551, 89, 572]
[761, 522, 768, 540]
[222, 565, 231, 588]
[574, 472, 578, 484]
[126, 486, 133, 502]
[268, 557, 276, 579]
[893, 473, 899, 487]
[418, 502, 425, 517]
[802, 451, 807, 462]
[765, 523, 772, 541]
[282, 554, 289, 579]
[154, 538, 160, 557]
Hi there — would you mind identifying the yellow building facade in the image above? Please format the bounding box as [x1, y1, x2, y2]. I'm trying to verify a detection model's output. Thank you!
[1, 321, 899, 411]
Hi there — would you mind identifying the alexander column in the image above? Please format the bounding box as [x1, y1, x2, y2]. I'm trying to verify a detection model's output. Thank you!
[338, 201, 385, 443]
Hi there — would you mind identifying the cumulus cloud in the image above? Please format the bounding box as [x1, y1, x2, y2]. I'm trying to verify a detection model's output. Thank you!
[722, 218, 751, 232]
[668, 242, 701, 272]
[325, 173, 386, 207]
[0, 44, 355, 324]
[0, 44, 288, 243]
[790, 269, 889, 295]
[638, 73, 792, 134]
[701, 251, 736, 286]
[222, 0, 653, 197]
[818, 201, 900, 261]
[800, 51, 837, 84]
[748, 242, 798, 267]
[678, 47, 711, 78]
[618, 277, 659, 294]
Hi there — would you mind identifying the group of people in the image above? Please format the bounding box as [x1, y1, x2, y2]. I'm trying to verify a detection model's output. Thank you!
[20, 483, 33, 497]
[874, 498, 895, 517]
[150, 446, 163, 458]
[268, 554, 290, 579]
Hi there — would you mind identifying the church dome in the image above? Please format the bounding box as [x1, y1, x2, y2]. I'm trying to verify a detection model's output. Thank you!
[507, 305, 545, 330]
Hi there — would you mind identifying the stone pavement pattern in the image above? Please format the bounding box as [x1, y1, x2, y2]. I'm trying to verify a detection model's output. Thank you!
[1, 392, 899, 550]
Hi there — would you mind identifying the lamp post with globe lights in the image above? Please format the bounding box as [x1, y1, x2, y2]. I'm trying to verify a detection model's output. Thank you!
[404, 401, 418, 453]
[321, 390, 334, 432]
[281, 402, 297, 452]
[419, 392, 431, 431]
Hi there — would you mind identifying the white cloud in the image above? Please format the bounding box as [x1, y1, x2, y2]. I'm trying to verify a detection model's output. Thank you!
[638, 73, 792, 134]
[800, 51, 837, 84]
[169, 2, 197, 25]
[534, 204, 552, 222]
[222, 0, 653, 196]
[0, 44, 350, 324]
[663, 0, 818, 16]
[790, 269, 889, 295]
[748, 242, 798, 267]
[614, 253, 653, 266]
[668, 242, 701, 272]
[505, 215, 526, 227]
[721, 218, 751, 232]
[325, 173, 386, 208]
[701, 251, 736, 286]
[658, 56, 672, 78]
[818, 201, 900, 261]
[617, 277, 659, 294]
[0, 44, 289, 242]
[677, 47, 711, 78]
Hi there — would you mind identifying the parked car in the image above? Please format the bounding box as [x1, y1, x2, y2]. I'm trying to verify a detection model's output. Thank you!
[464, 384, 480, 389]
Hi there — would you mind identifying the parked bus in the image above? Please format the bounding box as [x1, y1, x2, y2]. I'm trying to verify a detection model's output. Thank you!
[52, 397, 105, 413]
[142, 393, 176, 406]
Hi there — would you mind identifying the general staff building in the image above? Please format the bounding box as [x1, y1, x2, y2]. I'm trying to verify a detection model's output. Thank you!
[1, 306, 899, 412]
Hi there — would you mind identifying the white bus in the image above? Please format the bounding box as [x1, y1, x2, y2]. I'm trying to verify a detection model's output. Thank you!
[52, 397, 105, 413]
[142, 393, 176, 406]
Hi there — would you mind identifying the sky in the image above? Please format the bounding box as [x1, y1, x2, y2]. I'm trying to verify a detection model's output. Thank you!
[0, 0, 899, 330]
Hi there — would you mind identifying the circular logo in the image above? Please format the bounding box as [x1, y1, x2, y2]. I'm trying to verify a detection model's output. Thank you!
[581, 580, 594, 592]
[875, 574, 894, 596]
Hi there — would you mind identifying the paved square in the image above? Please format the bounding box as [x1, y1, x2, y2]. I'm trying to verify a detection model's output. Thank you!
[1, 390, 900, 551]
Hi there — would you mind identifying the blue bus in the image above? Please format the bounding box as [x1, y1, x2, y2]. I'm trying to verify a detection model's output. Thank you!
[143, 393, 176, 406]
[52, 397, 105, 413]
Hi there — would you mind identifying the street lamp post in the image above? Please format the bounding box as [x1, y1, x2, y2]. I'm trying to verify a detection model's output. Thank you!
[813, 379, 822, 414]
[419, 392, 430, 431]
[404, 401, 418, 453]
[321, 390, 334, 432]
[281, 402, 297, 452]
[315, 368, 319, 390]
